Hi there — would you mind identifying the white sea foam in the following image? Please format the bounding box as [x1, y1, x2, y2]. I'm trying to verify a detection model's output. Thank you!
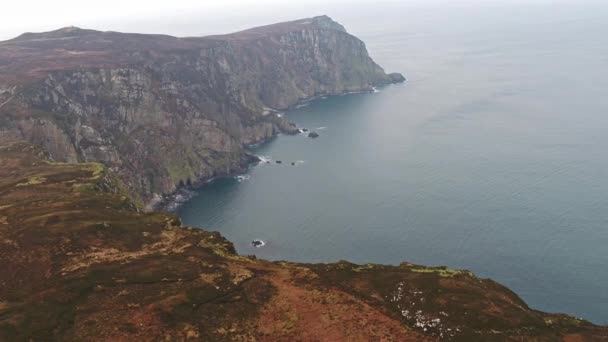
[234, 175, 251, 182]
[263, 106, 282, 116]
[164, 189, 196, 212]
[316, 126, 327, 130]
[251, 239, 266, 248]
[339, 90, 366, 96]
[295, 103, 310, 109]
[257, 155, 272, 163]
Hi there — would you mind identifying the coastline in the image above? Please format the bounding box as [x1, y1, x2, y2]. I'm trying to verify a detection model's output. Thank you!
[2, 134, 606, 339]
[149, 151, 262, 212]
[150, 80, 406, 213]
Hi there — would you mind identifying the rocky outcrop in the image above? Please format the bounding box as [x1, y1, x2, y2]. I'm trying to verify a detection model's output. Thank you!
[0, 16, 404, 205]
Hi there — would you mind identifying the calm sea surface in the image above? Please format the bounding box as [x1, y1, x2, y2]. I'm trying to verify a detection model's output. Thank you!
[177, 1, 608, 323]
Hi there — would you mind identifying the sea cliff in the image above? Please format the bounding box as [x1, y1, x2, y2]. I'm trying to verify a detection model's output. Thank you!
[0, 16, 404, 205]
[1, 17, 602, 341]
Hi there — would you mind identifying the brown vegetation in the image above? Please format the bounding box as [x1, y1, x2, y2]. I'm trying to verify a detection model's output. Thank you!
[0, 138, 606, 341]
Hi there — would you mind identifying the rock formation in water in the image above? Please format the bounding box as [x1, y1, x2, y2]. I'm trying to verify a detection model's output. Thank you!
[0, 138, 606, 341]
[0, 16, 404, 206]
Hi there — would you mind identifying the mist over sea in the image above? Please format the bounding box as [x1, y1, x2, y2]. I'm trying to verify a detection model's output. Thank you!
[177, 1, 608, 323]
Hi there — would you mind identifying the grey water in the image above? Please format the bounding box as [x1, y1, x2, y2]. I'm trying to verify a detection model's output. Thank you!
[178, 1, 608, 324]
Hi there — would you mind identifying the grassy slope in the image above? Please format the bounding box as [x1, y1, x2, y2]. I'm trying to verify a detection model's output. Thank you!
[0, 139, 606, 341]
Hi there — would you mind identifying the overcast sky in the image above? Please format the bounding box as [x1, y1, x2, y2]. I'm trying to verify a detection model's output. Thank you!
[0, 0, 586, 41]
[0, 0, 378, 40]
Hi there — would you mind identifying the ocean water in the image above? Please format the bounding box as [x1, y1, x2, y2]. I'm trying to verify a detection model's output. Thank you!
[177, 1, 608, 324]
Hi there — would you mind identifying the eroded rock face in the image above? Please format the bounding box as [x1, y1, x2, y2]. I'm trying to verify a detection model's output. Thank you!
[0, 16, 404, 204]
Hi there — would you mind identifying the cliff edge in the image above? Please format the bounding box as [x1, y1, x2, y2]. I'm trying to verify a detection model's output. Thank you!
[0, 139, 605, 341]
[0, 16, 404, 205]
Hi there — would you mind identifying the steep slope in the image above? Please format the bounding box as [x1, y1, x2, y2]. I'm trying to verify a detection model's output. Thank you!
[0, 16, 404, 205]
[0, 138, 606, 341]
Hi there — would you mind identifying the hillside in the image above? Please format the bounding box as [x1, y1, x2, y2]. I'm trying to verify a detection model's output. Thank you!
[0, 138, 606, 340]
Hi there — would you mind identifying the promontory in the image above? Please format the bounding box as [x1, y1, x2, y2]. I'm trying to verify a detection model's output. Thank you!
[0, 17, 606, 341]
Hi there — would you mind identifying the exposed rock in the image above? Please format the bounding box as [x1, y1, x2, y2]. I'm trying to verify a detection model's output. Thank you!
[245, 153, 262, 164]
[0, 16, 404, 206]
[308, 132, 320, 138]
[388, 72, 406, 83]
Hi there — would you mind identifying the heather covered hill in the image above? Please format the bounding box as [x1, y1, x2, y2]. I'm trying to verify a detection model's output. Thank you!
[0, 138, 605, 340]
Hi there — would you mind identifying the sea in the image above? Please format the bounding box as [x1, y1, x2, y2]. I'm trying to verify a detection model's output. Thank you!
[176, 0, 608, 324]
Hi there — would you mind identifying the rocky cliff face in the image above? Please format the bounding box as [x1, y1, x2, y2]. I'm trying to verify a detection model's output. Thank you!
[0, 16, 404, 205]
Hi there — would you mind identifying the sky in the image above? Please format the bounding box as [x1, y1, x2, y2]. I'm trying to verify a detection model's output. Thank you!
[0, 0, 576, 41]
[0, 0, 365, 40]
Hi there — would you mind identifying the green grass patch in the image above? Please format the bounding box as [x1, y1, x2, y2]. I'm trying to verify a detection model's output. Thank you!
[409, 266, 473, 278]
[16, 176, 46, 187]
[82, 163, 106, 179]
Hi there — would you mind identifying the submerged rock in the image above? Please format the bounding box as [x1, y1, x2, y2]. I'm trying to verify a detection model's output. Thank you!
[251, 240, 265, 248]
[276, 160, 282, 164]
